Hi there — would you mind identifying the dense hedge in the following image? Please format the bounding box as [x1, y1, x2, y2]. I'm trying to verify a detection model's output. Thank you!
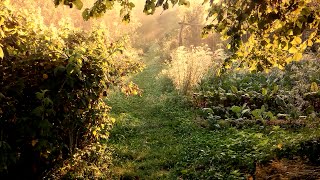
[0, 2, 142, 179]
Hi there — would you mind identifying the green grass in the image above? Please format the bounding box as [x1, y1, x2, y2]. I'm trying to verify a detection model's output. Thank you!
[105, 53, 320, 179]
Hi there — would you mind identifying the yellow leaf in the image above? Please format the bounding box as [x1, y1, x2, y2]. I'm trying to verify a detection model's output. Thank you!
[249, 66, 257, 71]
[216, 69, 221, 76]
[92, 130, 97, 136]
[0, 47, 3, 59]
[307, 40, 313, 46]
[285, 57, 293, 63]
[212, 0, 220, 4]
[282, 43, 289, 50]
[0, 17, 4, 26]
[293, 53, 303, 61]
[277, 143, 282, 149]
[132, 90, 138, 95]
[236, 51, 243, 56]
[300, 42, 307, 51]
[225, 64, 231, 69]
[273, 20, 282, 29]
[273, 39, 279, 48]
[266, 43, 273, 49]
[266, 6, 272, 13]
[291, 36, 302, 45]
[288, 46, 298, 54]
[309, 32, 317, 39]
[278, 65, 284, 70]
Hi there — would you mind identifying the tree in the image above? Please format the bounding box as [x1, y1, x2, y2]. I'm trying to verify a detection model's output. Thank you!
[203, 0, 320, 71]
[55, 0, 320, 71]
[54, 0, 190, 22]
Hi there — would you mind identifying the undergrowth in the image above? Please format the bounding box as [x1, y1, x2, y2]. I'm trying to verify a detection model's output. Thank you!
[194, 59, 320, 130]
[106, 50, 320, 179]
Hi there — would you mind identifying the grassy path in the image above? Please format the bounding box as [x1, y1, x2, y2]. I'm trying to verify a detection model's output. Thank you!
[106, 54, 198, 179]
[106, 53, 320, 179]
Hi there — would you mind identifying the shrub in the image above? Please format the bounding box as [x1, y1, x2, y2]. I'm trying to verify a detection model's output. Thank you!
[195, 59, 320, 125]
[162, 45, 223, 95]
[0, 2, 142, 178]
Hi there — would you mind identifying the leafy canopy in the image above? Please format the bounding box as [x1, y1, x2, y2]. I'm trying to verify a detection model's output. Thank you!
[55, 0, 320, 70]
[54, 0, 190, 22]
[204, 0, 320, 71]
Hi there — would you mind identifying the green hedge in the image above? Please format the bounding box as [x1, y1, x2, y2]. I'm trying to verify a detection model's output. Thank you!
[0, 3, 142, 179]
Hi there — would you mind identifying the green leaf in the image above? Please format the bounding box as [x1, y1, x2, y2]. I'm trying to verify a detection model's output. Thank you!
[35, 90, 49, 100]
[36, 92, 44, 100]
[128, 2, 135, 9]
[266, 111, 274, 120]
[122, 13, 131, 23]
[177, 0, 190, 7]
[230, 106, 241, 114]
[54, 0, 60, 6]
[73, 0, 83, 10]
[43, 98, 53, 106]
[203, 108, 214, 115]
[242, 109, 250, 115]
[171, 0, 178, 5]
[261, 88, 268, 96]
[252, 109, 262, 119]
[54, 65, 66, 76]
[272, 85, 279, 94]
[32, 106, 45, 117]
[230, 86, 238, 93]
[82, 8, 90, 21]
[163, 1, 169, 10]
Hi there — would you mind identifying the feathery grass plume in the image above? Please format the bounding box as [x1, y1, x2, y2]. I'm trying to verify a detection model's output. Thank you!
[162, 45, 220, 95]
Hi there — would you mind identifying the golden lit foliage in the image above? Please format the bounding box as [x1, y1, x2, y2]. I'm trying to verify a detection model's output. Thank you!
[203, 0, 320, 70]
[11, 0, 141, 39]
[53, 0, 320, 71]
[162, 45, 220, 95]
[0, 1, 143, 178]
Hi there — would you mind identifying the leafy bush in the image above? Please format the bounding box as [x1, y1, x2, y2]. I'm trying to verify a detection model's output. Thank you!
[0, 3, 142, 179]
[195, 59, 320, 126]
[44, 142, 113, 179]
